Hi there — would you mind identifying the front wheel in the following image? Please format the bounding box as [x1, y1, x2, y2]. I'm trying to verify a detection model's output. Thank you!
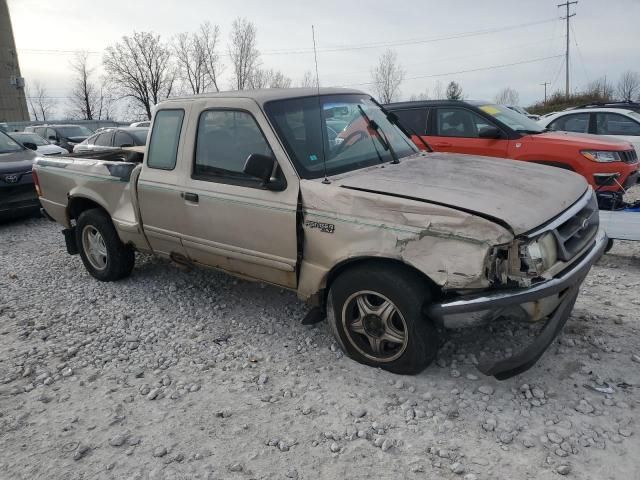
[327, 263, 438, 375]
[75, 208, 135, 281]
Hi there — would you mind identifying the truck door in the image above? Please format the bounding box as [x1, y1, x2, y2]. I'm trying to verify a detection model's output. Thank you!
[137, 108, 190, 259]
[177, 99, 300, 289]
[428, 106, 510, 158]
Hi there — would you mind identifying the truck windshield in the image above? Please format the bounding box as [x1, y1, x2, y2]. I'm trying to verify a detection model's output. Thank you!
[0, 131, 24, 154]
[477, 104, 545, 134]
[265, 94, 418, 179]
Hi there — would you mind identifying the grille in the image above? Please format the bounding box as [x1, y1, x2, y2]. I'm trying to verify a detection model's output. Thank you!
[552, 192, 599, 261]
[0, 183, 37, 202]
[621, 149, 638, 164]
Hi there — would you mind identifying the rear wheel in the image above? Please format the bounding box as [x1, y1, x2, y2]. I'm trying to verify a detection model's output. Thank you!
[75, 208, 135, 281]
[327, 263, 438, 375]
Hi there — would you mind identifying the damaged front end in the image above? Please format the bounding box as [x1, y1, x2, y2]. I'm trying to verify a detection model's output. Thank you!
[427, 189, 605, 379]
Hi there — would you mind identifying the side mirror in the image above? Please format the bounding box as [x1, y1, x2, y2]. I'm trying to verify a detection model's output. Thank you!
[23, 142, 38, 151]
[243, 153, 286, 191]
[478, 126, 502, 139]
[48, 135, 57, 141]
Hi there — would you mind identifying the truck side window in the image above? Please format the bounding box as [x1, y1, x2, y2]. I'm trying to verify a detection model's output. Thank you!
[393, 109, 428, 135]
[147, 109, 184, 170]
[193, 110, 274, 183]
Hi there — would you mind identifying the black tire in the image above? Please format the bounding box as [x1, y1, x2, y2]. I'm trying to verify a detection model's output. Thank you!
[327, 263, 438, 375]
[75, 208, 135, 281]
[604, 238, 614, 254]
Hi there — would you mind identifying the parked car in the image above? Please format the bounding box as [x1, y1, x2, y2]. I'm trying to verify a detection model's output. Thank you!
[34, 88, 606, 379]
[0, 129, 40, 219]
[537, 107, 640, 153]
[566, 101, 640, 114]
[130, 121, 151, 127]
[25, 124, 93, 153]
[385, 100, 639, 193]
[506, 105, 540, 121]
[9, 132, 69, 156]
[73, 127, 149, 153]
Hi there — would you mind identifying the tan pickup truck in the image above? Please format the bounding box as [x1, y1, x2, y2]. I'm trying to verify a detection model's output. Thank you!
[34, 88, 607, 379]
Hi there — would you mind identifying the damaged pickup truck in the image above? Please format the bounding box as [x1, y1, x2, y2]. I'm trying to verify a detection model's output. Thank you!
[34, 88, 607, 379]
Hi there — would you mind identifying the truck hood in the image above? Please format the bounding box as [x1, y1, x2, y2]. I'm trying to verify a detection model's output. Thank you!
[533, 131, 634, 149]
[334, 153, 587, 235]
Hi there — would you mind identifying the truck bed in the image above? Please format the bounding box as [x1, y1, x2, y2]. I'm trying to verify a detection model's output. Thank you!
[33, 151, 143, 244]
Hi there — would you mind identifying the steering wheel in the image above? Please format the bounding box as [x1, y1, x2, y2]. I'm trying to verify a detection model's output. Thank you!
[333, 130, 367, 156]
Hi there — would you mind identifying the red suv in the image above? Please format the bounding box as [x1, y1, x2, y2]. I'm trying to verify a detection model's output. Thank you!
[385, 100, 639, 192]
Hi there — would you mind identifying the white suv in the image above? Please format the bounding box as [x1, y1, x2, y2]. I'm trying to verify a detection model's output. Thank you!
[538, 107, 640, 152]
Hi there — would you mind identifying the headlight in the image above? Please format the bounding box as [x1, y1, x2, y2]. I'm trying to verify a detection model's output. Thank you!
[521, 233, 558, 275]
[581, 150, 622, 163]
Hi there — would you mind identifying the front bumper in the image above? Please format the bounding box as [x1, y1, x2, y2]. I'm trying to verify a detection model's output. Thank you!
[0, 185, 40, 218]
[426, 228, 607, 379]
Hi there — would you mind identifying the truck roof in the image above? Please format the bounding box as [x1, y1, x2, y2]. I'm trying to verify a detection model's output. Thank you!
[163, 87, 365, 106]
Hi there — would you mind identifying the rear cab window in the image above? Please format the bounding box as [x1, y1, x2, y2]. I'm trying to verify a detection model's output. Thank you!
[147, 110, 185, 170]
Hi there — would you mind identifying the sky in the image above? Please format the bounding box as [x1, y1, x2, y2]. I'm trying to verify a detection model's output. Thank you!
[7, 0, 640, 119]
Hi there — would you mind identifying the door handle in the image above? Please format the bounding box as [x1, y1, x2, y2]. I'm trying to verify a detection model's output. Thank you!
[182, 192, 199, 203]
[433, 142, 452, 147]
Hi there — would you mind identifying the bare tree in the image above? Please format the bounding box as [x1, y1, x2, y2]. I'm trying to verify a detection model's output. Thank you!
[298, 70, 317, 88]
[446, 81, 463, 100]
[68, 51, 99, 120]
[408, 88, 429, 101]
[585, 76, 614, 101]
[229, 18, 260, 90]
[494, 87, 520, 105]
[174, 22, 223, 94]
[249, 68, 292, 89]
[616, 70, 640, 102]
[174, 32, 208, 94]
[200, 22, 223, 92]
[432, 80, 445, 100]
[95, 78, 116, 120]
[371, 49, 404, 104]
[26, 80, 55, 121]
[103, 32, 176, 120]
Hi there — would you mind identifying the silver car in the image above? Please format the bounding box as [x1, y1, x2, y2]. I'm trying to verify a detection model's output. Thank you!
[9, 132, 69, 156]
[73, 127, 149, 153]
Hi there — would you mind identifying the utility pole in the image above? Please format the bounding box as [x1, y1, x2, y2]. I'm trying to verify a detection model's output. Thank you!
[558, 1, 577, 98]
[540, 82, 550, 104]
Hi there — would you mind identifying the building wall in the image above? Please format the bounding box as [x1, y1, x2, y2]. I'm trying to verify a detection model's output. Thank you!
[0, 0, 29, 122]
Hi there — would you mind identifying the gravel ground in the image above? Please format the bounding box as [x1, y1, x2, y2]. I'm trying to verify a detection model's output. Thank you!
[1, 215, 639, 480]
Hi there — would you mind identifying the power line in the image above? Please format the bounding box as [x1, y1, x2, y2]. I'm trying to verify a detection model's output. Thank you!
[334, 55, 563, 88]
[17, 17, 558, 58]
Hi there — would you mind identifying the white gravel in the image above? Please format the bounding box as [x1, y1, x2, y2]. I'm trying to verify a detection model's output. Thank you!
[1, 215, 639, 479]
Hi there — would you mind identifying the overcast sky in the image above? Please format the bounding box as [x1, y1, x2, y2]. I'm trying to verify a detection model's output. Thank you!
[7, 0, 640, 118]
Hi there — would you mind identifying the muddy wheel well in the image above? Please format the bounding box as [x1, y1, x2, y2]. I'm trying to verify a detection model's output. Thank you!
[68, 197, 107, 222]
[324, 257, 442, 305]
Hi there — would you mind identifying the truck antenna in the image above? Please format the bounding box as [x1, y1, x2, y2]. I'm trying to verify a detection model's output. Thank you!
[312, 25, 330, 185]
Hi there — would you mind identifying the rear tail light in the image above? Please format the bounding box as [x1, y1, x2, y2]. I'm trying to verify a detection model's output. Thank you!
[32, 169, 42, 197]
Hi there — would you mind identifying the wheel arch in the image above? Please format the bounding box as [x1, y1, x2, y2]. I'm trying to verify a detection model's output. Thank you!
[67, 195, 109, 221]
[325, 256, 442, 304]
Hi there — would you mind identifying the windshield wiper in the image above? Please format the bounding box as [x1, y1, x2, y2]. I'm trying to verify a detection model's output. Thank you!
[372, 99, 434, 153]
[356, 105, 400, 164]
